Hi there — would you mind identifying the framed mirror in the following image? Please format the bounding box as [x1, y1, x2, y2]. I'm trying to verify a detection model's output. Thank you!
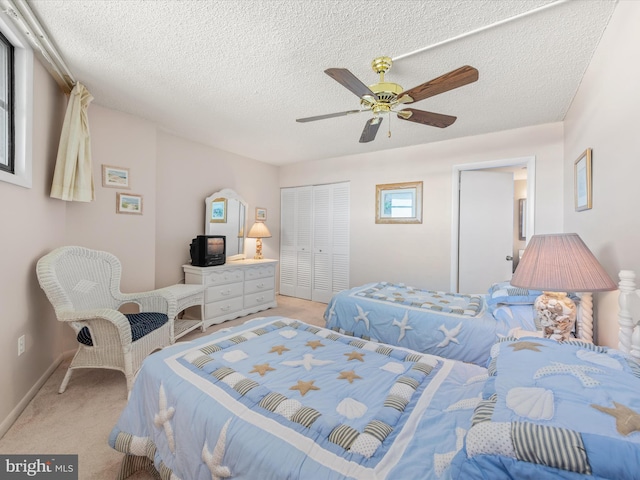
[205, 189, 247, 260]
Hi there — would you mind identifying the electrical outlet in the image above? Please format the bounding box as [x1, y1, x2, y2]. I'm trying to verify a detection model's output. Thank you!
[18, 335, 25, 356]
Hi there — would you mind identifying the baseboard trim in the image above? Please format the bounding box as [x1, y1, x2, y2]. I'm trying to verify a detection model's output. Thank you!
[0, 349, 73, 440]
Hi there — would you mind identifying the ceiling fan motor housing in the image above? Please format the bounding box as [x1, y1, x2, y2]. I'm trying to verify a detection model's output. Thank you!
[362, 56, 404, 112]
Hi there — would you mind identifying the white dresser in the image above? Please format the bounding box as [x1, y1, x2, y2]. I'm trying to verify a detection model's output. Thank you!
[183, 259, 278, 329]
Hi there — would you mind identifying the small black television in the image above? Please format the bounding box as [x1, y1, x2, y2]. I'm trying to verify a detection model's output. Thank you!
[189, 235, 226, 267]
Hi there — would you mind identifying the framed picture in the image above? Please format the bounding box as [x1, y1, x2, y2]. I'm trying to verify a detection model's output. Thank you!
[574, 148, 592, 211]
[102, 165, 130, 188]
[518, 198, 526, 240]
[210, 198, 227, 223]
[375, 181, 423, 224]
[255, 207, 267, 222]
[116, 192, 143, 214]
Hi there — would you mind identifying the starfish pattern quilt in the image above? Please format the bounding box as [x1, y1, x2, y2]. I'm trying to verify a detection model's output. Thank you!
[324, 282, 539, 366]
[109, 316, 487, 479]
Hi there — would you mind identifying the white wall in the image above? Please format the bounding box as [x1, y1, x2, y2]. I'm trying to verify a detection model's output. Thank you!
[280, 122, 564, 291]
[563, 0, 640, 347]
[64, 105, 159, 293]
[155, 131, 280, 288]
[0, 60, 66, 432]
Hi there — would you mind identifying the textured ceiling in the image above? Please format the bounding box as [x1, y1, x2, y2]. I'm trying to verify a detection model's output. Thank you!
[28, 0, 617, 166]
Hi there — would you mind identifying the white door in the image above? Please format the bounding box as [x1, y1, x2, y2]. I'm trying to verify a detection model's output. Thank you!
[458, 170, 514, 293]
[312, 182, 350, 303]
[280, 186, 312, 299]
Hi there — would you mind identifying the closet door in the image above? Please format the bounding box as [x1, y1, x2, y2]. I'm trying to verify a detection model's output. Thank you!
[280, 186, 312, 299]
[311, 182, 350, 303]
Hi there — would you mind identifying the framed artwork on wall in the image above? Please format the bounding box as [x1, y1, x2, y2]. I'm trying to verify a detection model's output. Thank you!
[256, 207, 267, 221]
[102, 165, 130, 188]
[210, 198, 227, 223]
[116, 193, 143, 214]
[518, 198, 526, 240]
[574, 148, 592, 212]
[375, 181, 423, 224]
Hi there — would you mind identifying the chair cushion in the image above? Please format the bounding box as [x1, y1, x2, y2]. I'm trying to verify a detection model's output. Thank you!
[77, 312, 169, 346]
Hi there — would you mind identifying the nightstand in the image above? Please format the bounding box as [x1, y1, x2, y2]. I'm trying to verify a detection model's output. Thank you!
[159, 284, 205, 343]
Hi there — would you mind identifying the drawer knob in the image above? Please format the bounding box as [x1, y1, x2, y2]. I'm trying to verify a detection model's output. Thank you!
[221, 305, 231, 311]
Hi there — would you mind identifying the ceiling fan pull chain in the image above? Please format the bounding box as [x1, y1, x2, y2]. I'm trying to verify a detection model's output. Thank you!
[388, 113, 392, 138]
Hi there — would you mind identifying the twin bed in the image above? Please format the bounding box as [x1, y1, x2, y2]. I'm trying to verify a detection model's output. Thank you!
[324, 281, 586, 366]
[109, 271, 640, 479]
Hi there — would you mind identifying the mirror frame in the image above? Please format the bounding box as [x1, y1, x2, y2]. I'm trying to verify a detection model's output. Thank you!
[205, 188, 247, 261]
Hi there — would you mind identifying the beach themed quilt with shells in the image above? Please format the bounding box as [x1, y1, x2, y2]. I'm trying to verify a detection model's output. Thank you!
[109, 316, 488, 480]
[325, 282, 532, 367]
[448, 337, 640, 479]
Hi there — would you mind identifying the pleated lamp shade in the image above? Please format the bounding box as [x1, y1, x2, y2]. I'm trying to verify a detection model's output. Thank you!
[247, 222, 272, 238]
[511, 233, 617, 292]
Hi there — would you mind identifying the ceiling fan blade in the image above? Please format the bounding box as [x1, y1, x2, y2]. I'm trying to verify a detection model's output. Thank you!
[359, 117, 382, 143]
[296, 110, 364, 123]
[397, 65, 478, 104]
[325, 68, 379, 101]
[397, 108, 457, 128]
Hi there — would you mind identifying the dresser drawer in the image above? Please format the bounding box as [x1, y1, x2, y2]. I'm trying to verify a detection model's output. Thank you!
[205, 296, 244, 319]
[245, 277, 275, 295]
[245, 264, 276, 281]
[206, 281, 243, 303]
[244, 289, 275, 308]
[204, 269, 244, 286]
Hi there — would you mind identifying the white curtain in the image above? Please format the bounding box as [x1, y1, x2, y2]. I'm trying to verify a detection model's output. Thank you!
[50, 82, 94, 202]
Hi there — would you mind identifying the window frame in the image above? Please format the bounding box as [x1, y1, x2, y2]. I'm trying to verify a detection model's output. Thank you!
[0, 29, 14, 174]
[0, 10, 33, 189]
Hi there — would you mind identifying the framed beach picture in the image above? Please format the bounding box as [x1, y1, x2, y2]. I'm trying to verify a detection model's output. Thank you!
[102, 165, 130, 188]
[116, 193, 143, 214]
[375, 181, 423, 224]
[210, 198, 227, 223]
[574, 148, 592, 212]
[256, 207, 267, 221]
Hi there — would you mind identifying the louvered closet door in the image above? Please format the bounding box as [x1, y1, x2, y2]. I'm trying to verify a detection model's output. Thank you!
[279, 186, 312, 299]
[312, 182, 350, 303]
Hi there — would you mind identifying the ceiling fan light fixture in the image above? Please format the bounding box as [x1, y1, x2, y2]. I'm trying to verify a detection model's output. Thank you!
[297, 57, 478, 143]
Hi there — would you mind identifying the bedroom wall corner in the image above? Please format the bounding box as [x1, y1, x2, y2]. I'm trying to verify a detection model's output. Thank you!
[154, 132, 280, 289]
[63, 105, 158, 294]
[563, 0, 640, 348]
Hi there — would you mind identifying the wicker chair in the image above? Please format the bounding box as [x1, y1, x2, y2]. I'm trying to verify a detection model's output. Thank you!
[36, 246, 176, 394]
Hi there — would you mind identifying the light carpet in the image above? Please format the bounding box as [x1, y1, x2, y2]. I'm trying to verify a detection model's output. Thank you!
[0, 295, 328, 479]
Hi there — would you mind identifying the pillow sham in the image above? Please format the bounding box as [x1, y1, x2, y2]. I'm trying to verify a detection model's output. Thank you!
[487, 281, 542, 306]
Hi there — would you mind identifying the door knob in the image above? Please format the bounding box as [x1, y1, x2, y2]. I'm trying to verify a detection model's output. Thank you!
[505, 255, 513, 261]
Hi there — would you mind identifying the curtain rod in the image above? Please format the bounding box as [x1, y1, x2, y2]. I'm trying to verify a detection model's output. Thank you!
[1, 0, 75, 93]
[392, 0, 571, 62]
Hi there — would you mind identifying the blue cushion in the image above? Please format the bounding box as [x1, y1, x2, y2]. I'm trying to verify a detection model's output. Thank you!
[77, 312, 168, 346]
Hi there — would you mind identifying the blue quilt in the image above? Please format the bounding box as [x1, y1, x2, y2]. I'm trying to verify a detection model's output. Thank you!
[324, 283, 537, 366]
[447, 337, 640, 479]
[109, 316, 488, 479]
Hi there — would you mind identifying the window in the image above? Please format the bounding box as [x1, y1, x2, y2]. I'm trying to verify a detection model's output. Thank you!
[0, 10, 33, 188]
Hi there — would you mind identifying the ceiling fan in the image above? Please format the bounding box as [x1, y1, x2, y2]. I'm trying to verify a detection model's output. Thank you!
[296, 57, 479, 143]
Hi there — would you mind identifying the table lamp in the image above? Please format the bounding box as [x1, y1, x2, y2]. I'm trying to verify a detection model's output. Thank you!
[247, 222, 271, 260]
[511, 233, 617, 342]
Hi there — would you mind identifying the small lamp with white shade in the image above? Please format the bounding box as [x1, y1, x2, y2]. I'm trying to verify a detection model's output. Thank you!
[247, 222, 271, 260]
[511, 233, 617, 342]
